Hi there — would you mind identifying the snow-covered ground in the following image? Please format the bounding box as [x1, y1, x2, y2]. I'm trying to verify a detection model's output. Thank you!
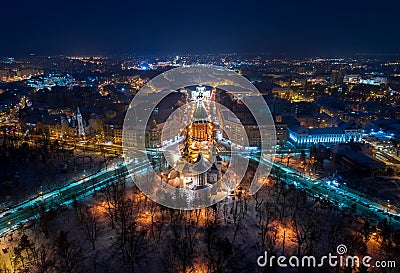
[1, 161, 399, 273]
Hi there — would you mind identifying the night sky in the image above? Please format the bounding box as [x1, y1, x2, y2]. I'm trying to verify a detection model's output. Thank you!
[2, 0, 400, 56]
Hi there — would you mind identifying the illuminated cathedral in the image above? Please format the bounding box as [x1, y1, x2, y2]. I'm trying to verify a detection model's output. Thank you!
[179, 86, 221, 189]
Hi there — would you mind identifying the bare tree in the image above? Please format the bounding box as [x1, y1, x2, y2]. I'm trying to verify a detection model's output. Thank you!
[54, 230, 82, 273]
[31, 243, 55, 273]
[163, 217, 198, 273]
[115, 197, 135, 244]
[99, 178, 127, 229]
[119, 223, 147, 273]
[79, 205, 102, 250]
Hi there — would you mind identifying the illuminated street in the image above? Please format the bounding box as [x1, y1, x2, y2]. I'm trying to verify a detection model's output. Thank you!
[0, 160, 149, 236]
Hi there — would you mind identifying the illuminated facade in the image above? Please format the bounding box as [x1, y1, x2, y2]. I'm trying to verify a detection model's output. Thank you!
[76, 107, 85, 137]
[191, 100, 212, 141]
[183, 88, 216, 162]
[289, 125, 362, 147]
[190, 85, 211, 101]
[178, 86, 222, 189]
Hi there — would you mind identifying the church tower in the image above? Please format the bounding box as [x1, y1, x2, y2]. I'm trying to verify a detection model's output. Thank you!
[191, 99, 211, 142]
[76, 106, 85, 137]
[193, 152, 208, 190]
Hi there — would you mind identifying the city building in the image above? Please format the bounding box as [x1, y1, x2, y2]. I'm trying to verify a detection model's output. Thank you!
[176, 86, 223, 190]
[182, 90, 215, 163]
[288, 125, 362, 147]
[359, 76, 387, 86]
[331, 143, 387, 177]
[331, 70, 344, 85]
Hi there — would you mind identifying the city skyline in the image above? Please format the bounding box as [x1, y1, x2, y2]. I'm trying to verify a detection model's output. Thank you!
[1, 51, 400, 273]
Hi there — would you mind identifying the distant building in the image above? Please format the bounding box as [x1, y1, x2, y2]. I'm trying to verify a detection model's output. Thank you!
[263, 96, 292, 115]
[104, 112, 165, 147]
[148, 120, 164, 148]
[271, 87, 293, 100]
[293, 102, 320, 117]
[331, 70, 344, 85]
[296, 113, 330, 128]
[243, 124, 261, 148]
[26, 74, 73, 90]
[0, 68, 43, 82]
[343, 74, 360, 84]
[103, 115, 124, 144]
[275, 123, 289, 147]
[359, 76, 387, 86]
[316, 97, 346, 117]
[219, 108, 243, 146]
[331, 143, 386, 177]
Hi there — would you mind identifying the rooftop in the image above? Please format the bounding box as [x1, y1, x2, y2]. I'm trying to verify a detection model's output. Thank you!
[191, 100, 210, 123]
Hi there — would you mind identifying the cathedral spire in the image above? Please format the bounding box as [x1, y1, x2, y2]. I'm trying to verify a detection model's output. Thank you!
[77, 106, 85, 137]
